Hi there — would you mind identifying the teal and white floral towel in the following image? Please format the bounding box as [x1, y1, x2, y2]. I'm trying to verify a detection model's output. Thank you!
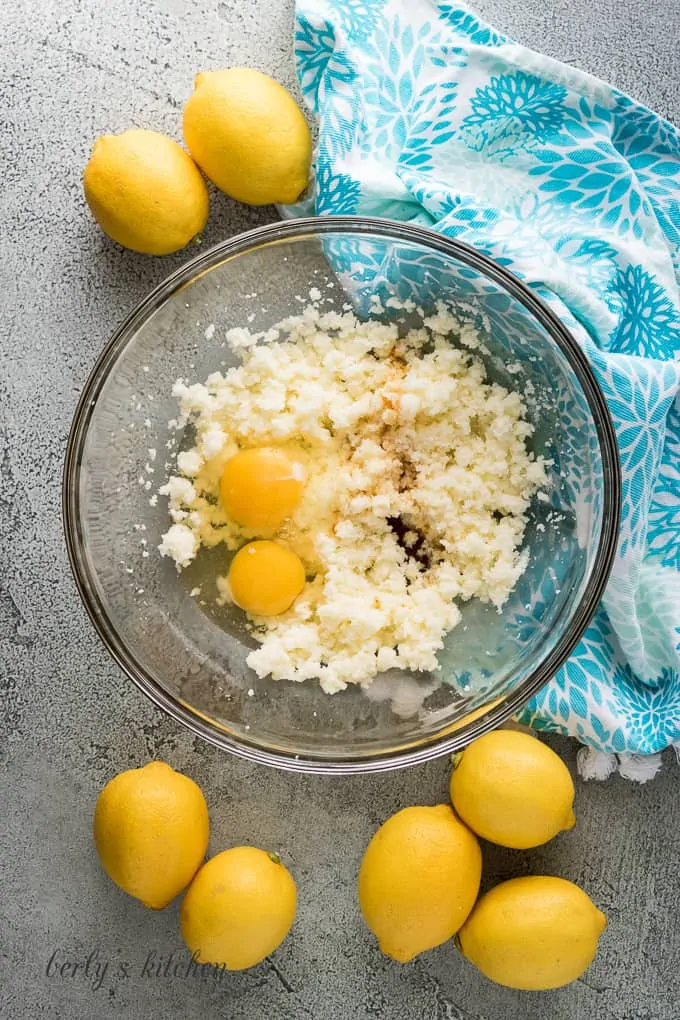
[289, 0, 680, 778]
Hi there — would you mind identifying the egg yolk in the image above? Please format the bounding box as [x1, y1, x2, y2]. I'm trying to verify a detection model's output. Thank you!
[220, 447, 306, 531]
[228, 541, 306, 617]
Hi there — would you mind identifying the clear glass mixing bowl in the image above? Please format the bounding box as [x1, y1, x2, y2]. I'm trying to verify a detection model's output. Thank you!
[63, 218, 620, 773]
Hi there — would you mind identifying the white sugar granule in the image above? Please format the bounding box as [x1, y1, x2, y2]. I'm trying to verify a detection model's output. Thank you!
[158, 303, 546, 693]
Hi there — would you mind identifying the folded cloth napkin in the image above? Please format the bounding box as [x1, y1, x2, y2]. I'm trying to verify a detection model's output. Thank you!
[287, 0, 680, 775]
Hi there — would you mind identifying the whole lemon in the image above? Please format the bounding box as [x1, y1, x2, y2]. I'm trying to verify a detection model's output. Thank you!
[458, 876, 607, 990]
[93, 761, 209, 909]
[358, 805, 482, 964]
[450, 730, 575, 849]
[183, 68, 312, 205]
[180, 847, 297, 970]
[83, 129, 209, 254]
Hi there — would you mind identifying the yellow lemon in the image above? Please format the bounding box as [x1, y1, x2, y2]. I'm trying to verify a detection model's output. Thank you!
[83, 129, 209, 254]
[458, 876, 607, 990]
[183, 68, 312, 205]
[93, 761, 209, 909]
[450, 730, 575, 849]
[180, 847, 297, 970]
[358, 805, 482, 963]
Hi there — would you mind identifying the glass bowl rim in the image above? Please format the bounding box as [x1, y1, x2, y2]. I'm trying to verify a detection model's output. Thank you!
[63, 215, 621, 775]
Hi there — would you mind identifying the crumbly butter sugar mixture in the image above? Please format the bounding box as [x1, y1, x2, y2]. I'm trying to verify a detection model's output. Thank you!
[159, 304, 546, 694]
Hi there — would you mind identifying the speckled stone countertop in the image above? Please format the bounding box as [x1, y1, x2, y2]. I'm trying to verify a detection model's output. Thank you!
[2, 1, 679, 1018]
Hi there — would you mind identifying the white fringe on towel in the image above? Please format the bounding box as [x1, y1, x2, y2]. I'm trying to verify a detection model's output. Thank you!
[577, 746, 665, 783]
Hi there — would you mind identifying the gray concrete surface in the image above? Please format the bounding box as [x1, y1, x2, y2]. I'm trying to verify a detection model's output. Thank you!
[1, 1, 679, 1018]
